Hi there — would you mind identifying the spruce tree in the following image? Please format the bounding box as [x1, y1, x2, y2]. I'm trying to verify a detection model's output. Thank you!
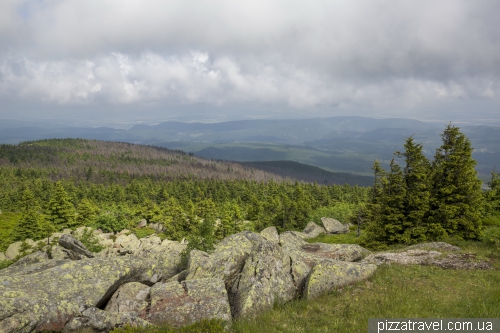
[486, 171, 500, 212]
[395, 137, 432, 243]
[430, 124, 484, 239]
[47, 182, 76, 230]
[12, 189, 43, 241]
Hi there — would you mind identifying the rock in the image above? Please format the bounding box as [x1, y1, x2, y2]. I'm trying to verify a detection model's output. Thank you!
[0, 252, 6, 261]
[148, 223, 165, 233]
[321, 217, 349, 234]
[186, 250, 222, 281]
[304, 260, 377, 299]
[96, 233, 114, 248]
[51, 245, 70, 260]
[10, 251, 48, 267]
[302, 243, 371, 262]
[104, 282, 151, 315]
[161, 238, 187, 252]
[117, 229, 130, 236]
[0, 259, 68, 276]
[231, 240, 295, 318]
[59, 234, 94, 258]
[137, 219, 147, 228]
[260, 226, 279, 243]
[62, 229, 72, 234]
[0, 255, 169, 332]
[64, 306, 149, 332]
[137, 235, 162, 253]
[5, 241, 23, 260]
[303, 222, 326, 238]
[146, 278, 231, 326]
[408, 242, 461, 252]
[362, 249, 443, 265]
[289, 230, 316, 239]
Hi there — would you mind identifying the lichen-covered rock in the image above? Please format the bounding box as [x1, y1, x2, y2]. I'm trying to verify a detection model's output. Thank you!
[231, 241, 295, 318]
[149, 223, 165, 233]
[0, 256, 163, 332]
[64, 306, 149, 332]
[304, 260, 377, 299]
[10, 251, 48, 267]
[104, 282, 151, 315]
[146, 278, 231, 326]
[137, 235, 162, 253]
[278, 231, 372, 297]
[260, 226, 279, 244]
[0, 252, 6, 261]
[51, 244, 70, 260]
[161, 239, 186, 252]
[408, 242, 461, 252]
[321, 217, 349, 234]
[361, 249, 442, 266]
[303, 222, 326, 238]
[59, 234, 94, 258]
[5, 240, 32, 260]
[185, 250, 223, 281]
[71, 227, 95, 239]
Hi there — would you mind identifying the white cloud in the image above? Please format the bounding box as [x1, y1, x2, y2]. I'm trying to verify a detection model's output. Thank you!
[0, 0, 499, 121]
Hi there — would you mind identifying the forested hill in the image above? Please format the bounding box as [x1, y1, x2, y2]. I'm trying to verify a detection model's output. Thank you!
[0, 139, 282, 183]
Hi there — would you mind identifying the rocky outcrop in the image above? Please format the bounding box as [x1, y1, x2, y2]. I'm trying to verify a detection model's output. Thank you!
[321, 217, 350, 234]
[303, 222, 326, 238]
[304, 260, 377, 299]
[0, 252, 181, 333]
[0, 252, 6, 261]
[0, 229, 376, 332]
[146, 278, 231, 326]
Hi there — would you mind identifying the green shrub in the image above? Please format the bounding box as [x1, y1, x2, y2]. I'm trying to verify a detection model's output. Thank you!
[76, 227, 104, 253]
[308, 203, 360, 225]
[93, 214, 128, 233]
[0, 259, 14, 270]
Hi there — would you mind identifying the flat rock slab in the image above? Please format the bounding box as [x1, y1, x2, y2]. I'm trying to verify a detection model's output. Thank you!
[65, 307, 149, 332]
[146, 278, 231, 327]
[304, 260, 377, 299]
[408, 242, 461, 252]
[362, 249, 443, 266]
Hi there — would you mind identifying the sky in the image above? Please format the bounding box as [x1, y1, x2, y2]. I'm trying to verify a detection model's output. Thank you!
[1, 0, 500, 125]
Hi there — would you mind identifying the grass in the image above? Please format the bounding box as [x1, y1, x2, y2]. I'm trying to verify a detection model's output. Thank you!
[231, 264, 500, 333]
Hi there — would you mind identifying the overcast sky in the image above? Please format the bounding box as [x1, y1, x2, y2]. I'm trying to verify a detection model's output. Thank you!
[1, 0, 500, 125]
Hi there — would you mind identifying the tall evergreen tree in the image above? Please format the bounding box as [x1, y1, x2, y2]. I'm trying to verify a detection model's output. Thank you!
[430, 124, 484, 239]
[12, 189, 43, 241]
[395, 137, 432, 243]
[47, 182, 76, 230]
[486, 171, 500, 212]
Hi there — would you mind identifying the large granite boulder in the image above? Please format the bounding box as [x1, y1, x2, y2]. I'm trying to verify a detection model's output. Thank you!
[145, 278, 231, 326]
[64, 307, 149, 332]
[5, 240, 37, 260]
[303, 222, 326, 238]
[0, 253, 179, 333]
[304, 260, 377, 299]
[0, 252, 6, 261]
[321, 217, 350, 234]
[230, 240, 295, 318]
[104, 282, 150, 315]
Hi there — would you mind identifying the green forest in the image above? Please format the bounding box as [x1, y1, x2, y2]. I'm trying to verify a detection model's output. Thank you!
[0, 124, 500, 258]
[0, 138, 368, 255]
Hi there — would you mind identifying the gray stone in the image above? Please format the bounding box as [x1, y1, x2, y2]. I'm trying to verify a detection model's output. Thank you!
[146, 278, 231, 326]
[64, 306, 149, 332]
[104, 282, 151, 315]
[303, 221, 326, 238]
[137, 219, 147, 228]
[0, 255, 166, 332]
[10, 251, 48, 267]
[0, 252, 7, 261]
[321, 217, 349, 234]
[304, 260, 377, 299]
[260, 226, 279, 243]
[408, 242, 461, 252]
[59, 234, 94, 258]
[231, 240, 295, 318]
